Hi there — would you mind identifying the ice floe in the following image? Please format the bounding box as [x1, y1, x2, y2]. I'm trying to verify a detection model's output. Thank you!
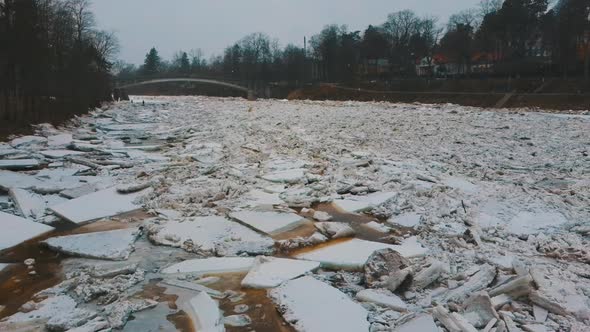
[43, 228, 140, 260]
[229, 210, 306, 235]
[241, 257, 320, 288]
[50, 187, 148, 224]
[269, 276, 369, 332]
[148, 216, 275, 256]
[0, 211, 54, 251]
[162, 257, 255, 274]
[295, 237, 427, 270]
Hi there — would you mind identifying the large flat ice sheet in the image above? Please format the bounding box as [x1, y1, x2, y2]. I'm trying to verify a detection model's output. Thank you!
[295, 237, 427, 270]
[269, 276, 369, 332]
[50, 187, 147, 224]
[0, 212, 54, 251]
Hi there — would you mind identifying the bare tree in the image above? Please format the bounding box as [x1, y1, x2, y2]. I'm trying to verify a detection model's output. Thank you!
[67, 0, 95, 42]
[91, 30, 119, 60]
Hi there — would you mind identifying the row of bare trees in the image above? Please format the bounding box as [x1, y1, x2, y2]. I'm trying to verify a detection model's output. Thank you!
[118, 0, 589, 85]
[0, 0, 117, 109]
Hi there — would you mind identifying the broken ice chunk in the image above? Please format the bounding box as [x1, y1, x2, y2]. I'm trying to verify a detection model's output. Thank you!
[9, 188, 47, 219]
[50, 187, 149, 224]
[392, 314, 438, 332]
[0, 212, 54, 251]
[162, 257, 255, 274]
[269, 276, 369, 332]
[188, 292, 224, 332]
[40, 150, 86, 159]
[333, 191, 397, 213]
[356, 289, 407, 311]
[43, 228, 140, 261]
[261, 168, 307, 184]
[149, 216, 275, 256]
[0, 159, 41, 170]
[229, 210, 306, 235]
[241, 257, 320, 289]
[295, 237, 427, 270]
[388, 213, 422, 228]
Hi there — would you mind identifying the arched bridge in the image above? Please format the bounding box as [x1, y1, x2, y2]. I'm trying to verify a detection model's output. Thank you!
[115, 78, 256, 100]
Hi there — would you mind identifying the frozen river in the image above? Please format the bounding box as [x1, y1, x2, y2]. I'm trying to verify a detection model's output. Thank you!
[0, 96, 589, 331]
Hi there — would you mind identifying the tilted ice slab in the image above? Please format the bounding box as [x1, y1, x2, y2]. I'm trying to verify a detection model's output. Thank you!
[40, 150, 86, 158]
[0, 170, 45, 190]
[388, 213, 422, 228]
[479, 209, 568, 235]
[10, 135, 47, 148]
[0, 159, 41, 170]
[269, 276, 369, 332]
[261, 168, 307, 184]
[356, 289, 407, 311]
[189, 292, 225, 332]
[162, 257, 255, 274]
[443, 176, 479, 194]
[9, 188, 47, 219]
[43, 228, 140, 261]
[229, 211, 306, 235]
[393, 314, 438, 332]
[0, 295, 94, 331]
[295, 237, 428, 270]
[241, 189, 284, 207]
[241, 257, 320, 289]
[150, 216, 275, 256]
[333, 192, 397, 213]
[50, 187, 148, 224]
[0, 212, 54, 251]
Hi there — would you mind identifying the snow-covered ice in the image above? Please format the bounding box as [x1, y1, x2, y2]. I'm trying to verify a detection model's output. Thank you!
[333, 192, 397, 213]
[295, 237, 427, 270]
[0, 159, 41, 170]
[50, 187, 148, 224]
[241, 256, 320, 288]
[1, 96, 589, 331]
[149, 216, 275, 256]
[269, 276, 369, 332]
[43, 228, 140, 260]
[356, 289, 407, 311]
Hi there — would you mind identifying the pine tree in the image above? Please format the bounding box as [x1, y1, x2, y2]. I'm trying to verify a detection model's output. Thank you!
[142, 47, 161, 76]
[180, 52, 190, 74]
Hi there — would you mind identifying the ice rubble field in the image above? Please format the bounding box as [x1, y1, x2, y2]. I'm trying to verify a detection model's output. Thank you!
[0, 95, 589, 331]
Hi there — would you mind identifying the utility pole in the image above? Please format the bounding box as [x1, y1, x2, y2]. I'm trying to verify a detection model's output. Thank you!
[304, 36, 307, 85]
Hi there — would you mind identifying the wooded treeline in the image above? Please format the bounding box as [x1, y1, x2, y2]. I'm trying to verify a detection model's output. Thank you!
[119, 0, 589, 84]
[0, 0, 117, 115]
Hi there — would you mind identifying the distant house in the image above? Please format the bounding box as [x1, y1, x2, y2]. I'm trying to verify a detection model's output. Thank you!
[415, 54, 468, 77]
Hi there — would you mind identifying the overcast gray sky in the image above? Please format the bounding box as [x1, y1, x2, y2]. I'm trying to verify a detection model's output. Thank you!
[91, 0, 481, 65]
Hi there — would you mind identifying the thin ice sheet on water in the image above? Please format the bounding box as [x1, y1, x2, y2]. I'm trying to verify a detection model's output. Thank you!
[295, 237, 427, 270]
[50, 187, 148, 224]
[241, 257, 320, 289]
[269, 276, 369, 332]
[0, 211, 54, 251]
